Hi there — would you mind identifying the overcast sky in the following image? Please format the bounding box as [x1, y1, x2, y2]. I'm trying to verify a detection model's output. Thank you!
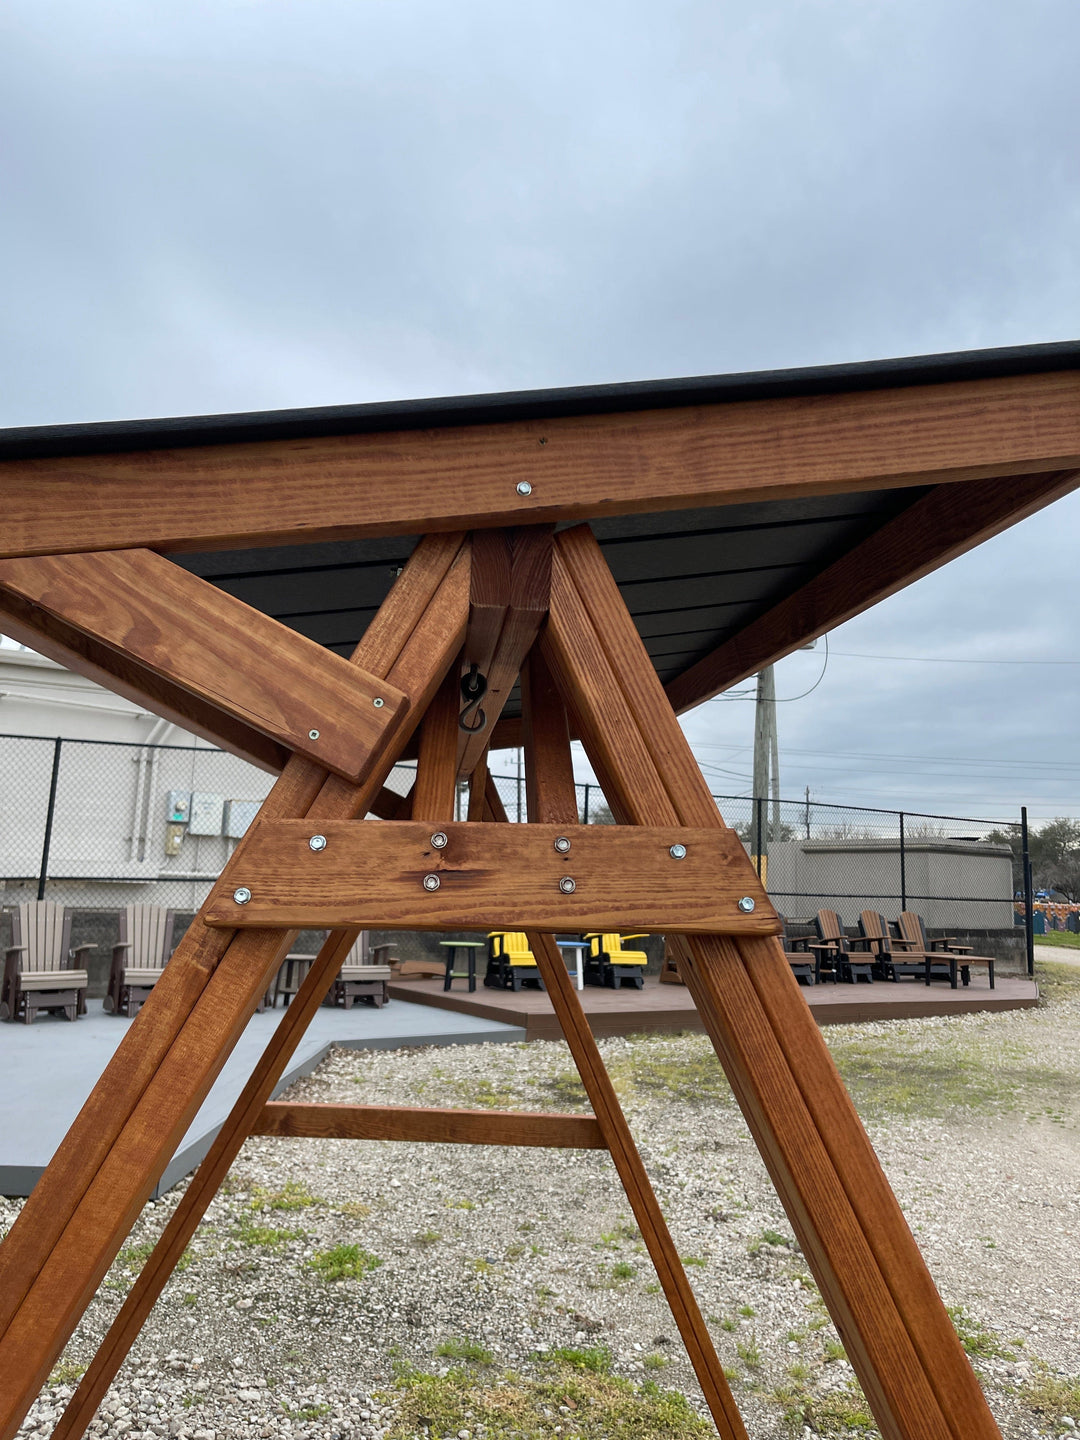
[3, 0, 1080, 823]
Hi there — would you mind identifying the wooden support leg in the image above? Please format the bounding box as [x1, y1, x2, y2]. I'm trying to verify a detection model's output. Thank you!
[540, 526, 1000, 1440]
[520, 650, 747, 1440]
[51, 928, 363, 1440]
[0, 534, 472, 1440]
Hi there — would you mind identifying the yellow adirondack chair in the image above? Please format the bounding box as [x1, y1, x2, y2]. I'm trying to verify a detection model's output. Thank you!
[583, 932, 648, 989]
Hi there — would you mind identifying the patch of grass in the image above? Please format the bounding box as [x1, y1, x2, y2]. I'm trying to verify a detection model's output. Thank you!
[1033, 931, 1080, 949]
[415, 1228, 441, 1246]
[384, 1361, 712, 1439]
[549, 1034, 734, 1108]
[1036, 958, 1080, 1004]
[544, 1345, 613, 1373]
[234, 1214, 305, 1250]
[250, 1180, 319, 1211]
[280, 1401, 331, 1420]
[737, 1304, 755, 1318]
[115, 1241, 155, 1271]
[823, 1337, 847, 1363]
[610, 1260, 635, 1280]
[175, 1247, 194, 1272]
[471, 1257, 495, 1275]
[181, 1292, 199, 1309]
[720, 1317, 738, 1333]
[1017, 1369, 1080, 1422]
[447, 1197, 477, 1211]
[450, 1076, 518, 1108]
[48, 1358, 86, 1386]
[307, 1243, 382, 1281]
[803, 1385, 876, 1434]
[434, 1337, 493, 1363]
[946, 1305, 1015, 1360]
[598, 1222, 641, 1248]
[681, 1254, 708, 1268]
[505, 1242, 526, 1260]
[336, 1200, 372, 1218]
[736, 1335, 762, 1370]
[643, 1352, 668, 1370]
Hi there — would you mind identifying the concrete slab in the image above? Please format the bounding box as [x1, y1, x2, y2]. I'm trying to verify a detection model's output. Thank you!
[0, 997, 525, 1197]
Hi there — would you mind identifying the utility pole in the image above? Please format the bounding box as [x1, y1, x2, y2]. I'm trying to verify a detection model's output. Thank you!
[752, 665, 779, 868]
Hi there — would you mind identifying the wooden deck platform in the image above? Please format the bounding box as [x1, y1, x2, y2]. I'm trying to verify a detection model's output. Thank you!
[387, 973, 1040, 1042]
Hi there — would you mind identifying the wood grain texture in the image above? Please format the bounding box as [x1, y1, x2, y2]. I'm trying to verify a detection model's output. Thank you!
[546, 526, 1000, 1440]
[51, 929, 363, 1440]
[667, 468, 1080, 712]
[3, 371, 1080, 557]
[252, 1103, 607, 1149]
[521, 647, 577, 828]
[0, 534, 470, 1440]
[457, 525, 553, 776]
[200, 819, 778, 934]
[0, 549, 409, 781]
[412, 669, 461, 824]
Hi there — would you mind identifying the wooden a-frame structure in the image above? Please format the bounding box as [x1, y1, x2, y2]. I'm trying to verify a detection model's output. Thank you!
[1, 341, 1079, 1440]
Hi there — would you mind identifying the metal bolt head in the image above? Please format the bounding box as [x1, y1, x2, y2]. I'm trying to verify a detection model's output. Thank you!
[423, 873, 441, 892]
[738, 895, 756, 913]
[233, 887, 252, 905]
[308, 728, 320, 740]
[430, 832, 448, 850]
[308, 834, 327, 852]
[554, 836, 571, 854]
[669, 843, 687, 860]
[516, 480, 533, 497]
[559, 876, 576, 894]
[373, 697, 385, 708]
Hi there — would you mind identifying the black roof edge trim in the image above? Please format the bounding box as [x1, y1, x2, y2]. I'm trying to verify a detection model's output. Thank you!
[2, 339, 1079, 462]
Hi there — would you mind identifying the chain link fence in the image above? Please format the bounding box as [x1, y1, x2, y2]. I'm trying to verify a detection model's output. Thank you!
[1, 734, 1031, 967]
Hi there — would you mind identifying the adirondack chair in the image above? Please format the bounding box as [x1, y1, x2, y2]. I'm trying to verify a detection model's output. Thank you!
[104, 905, 178, 1017]
[485, 931, 542, 991]
[324, 932, 395, 1008]
[897, 912, 995, 989]
[582, 932, 649, 989]
[779, 916, 817, 985]
[1, 902, 94, 1023]
[813, 909, 874, 983]
[857, 910, 939, 983]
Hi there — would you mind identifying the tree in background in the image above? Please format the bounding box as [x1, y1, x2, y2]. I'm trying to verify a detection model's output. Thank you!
[985, 817, 1080, 899]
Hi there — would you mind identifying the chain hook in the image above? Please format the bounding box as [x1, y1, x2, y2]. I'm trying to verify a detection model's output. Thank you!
[459, 664, 488, 733]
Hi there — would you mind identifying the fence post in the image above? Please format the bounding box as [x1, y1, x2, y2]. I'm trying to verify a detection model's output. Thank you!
[754, 795, 764, 878]
[37, 737, 63, 901]
[1021, 805, 1034, 978]
[583, 782, 591, 824]
[898, 812, 906, 912]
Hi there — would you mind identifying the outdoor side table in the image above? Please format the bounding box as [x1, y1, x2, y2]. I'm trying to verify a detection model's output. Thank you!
[556, 940, 586, 991]
[439, 940, 485, 992]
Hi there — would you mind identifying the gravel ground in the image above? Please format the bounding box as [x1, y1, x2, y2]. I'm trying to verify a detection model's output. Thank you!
[7, 958, 1080, 1440]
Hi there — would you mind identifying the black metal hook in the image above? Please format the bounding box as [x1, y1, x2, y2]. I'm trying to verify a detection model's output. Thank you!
[459, 664, 488, 733]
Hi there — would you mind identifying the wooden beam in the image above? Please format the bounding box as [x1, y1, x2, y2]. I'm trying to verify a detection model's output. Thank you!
[3, 371, 1080, 556]
[667, 467, 1080, 712]
[543, 525, 1000, 1440]
[0, 549, 410, 780]
[51, 928, 364, 1440]
[457, 526, 553, 777]
[0, 534, 471, 1440]
[412, 668, 461, 824]
[200, 819, 778, 934]
[251, 1103, 606, 1149]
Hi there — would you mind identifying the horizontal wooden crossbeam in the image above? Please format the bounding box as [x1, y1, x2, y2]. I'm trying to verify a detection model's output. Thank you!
[0, 549, 409, 779]
[201, 819, 779, 933]
[2, 370, 1080, 556]
[252, 1103, 607, 1149]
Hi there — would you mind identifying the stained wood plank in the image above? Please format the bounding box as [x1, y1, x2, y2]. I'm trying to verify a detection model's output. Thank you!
[457, 526, 553, 776]
[200, 820, 778, 934]
[0, 537, 471, 1440]
[521, 648, 577, 827]
[3, 371, 1080, 556]
[252, 1103, 606, 1149]
[546, 525, 999, 1440]
[51, 929, 363, 1440]
[666, 468, 1080, 711]
[412, 669, 462, 824]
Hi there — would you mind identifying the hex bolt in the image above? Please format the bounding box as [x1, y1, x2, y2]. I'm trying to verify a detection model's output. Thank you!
[233, 887, 252, 905]
[423, 873, 441, 892]
[308, 729, 320, 740]
[669, 843, 687, 859]
[559, 876, 576, 894]
[373, 697, 385, 708]
[516, 480, 533, 496]
[738, 896, 756, 913]
[553, 836, 571, 854]
[430, 832, 449, 850]
[308, 835, 327, 852]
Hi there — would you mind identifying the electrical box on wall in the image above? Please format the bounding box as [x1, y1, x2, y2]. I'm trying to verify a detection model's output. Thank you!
[164, 822, 185, 857]
[166, 790, 191, 824]
[189, 792, 225, 836]
[223, 798, 261, 839]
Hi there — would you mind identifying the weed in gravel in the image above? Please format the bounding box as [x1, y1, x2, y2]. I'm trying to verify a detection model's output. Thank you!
[719, 1316, 738, 1333]
[414, 1229, 441, 1246]
[802, 1385, 876, 1434]
[336, 1200, 372, 1218]
[175, 1247, 194, 1271]
[680, 1253, 708, 1267]
[434, 1337, 493, 1363]
[946, 1305, 1015, 1360]
[505, 1242, 526, 1260]
[451, 1076, 518, 1108]
[116, 1241, 155, 1271]
[736, 1335, 762, 1370]
[823, 1337, 847, 1363]
[234, 1214, 305, 1250]
[280, 1401, 331, 1420]
[181, 1293, 198, 1309]
[543, 1346, 613, 1373]
[250, 1180, 320, 1211]
[384, 1361, 712, 1439]
[643, 1352, 668, 1370]
[447, 1197, 477, 1211]
[48, 1358, 86, 1386]
[1036, 958, 1080, 1002]
[1016, 1367, 1080, 1422]
[307, 1243, 382, 1281]
[737, 1304, 755, 1318]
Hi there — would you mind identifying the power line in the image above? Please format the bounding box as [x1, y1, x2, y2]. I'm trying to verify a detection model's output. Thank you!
[830, 650, 1080, 665]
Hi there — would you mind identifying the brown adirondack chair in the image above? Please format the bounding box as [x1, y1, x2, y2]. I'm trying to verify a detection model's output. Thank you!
[857, 910, 941, 983]
[1, 902, 94, 1023]
[814, 908, 874, 983]
[325, 932, 396, 1008]
[105, 905, 179, 1016]
[897, 911, 995, 989]
[779, 916, 818, 986]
